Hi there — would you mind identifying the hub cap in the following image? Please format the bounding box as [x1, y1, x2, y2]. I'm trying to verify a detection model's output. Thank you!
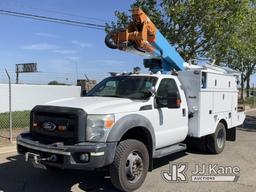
[125, 151, 144, 183]
[217, 129, 225, 149]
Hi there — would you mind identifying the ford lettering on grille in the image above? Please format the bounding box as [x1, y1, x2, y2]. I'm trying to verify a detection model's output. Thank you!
[42, 122, 56, 131]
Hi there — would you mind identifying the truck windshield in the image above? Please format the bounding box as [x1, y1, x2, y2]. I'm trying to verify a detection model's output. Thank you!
[87, 76, 158, 100]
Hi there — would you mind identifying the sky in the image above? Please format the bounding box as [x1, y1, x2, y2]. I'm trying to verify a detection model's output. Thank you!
[0, 0, 255, 86]
[0, 0, 144, 84]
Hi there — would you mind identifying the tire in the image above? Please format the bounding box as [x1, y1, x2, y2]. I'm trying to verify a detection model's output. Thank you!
[110, 139, 149, 192]
[207, 122, 226, 154]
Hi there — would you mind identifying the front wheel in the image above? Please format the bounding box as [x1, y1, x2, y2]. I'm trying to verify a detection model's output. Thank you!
[110, 139, 149, 192]
[207, 122, 226, 154]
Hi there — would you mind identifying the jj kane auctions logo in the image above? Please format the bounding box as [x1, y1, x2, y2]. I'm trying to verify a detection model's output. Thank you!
[162, 162, 240, 182]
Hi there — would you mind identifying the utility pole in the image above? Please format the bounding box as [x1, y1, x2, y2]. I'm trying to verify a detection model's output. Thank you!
[16, 64, 19, 84]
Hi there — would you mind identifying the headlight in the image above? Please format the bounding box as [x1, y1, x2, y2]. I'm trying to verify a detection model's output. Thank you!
[86, 114, 115, 142]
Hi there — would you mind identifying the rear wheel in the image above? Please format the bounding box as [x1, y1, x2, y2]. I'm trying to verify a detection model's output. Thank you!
[207, 122, 226, 154]
[110, 139, 149, 192]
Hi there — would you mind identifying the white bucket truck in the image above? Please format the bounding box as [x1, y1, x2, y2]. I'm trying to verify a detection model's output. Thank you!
[17, 8, 245, 192]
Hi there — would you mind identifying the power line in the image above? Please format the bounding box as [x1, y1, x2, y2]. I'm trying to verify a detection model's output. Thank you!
[2, 2, 111, 23]
[22, 5, 112, 23]
[0, 9, 105, 29]
[0, 9, 106, 30]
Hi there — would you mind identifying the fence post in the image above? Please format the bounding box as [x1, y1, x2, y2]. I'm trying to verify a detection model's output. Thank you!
[5, 69, 12, 143]
[254, 83, 255, 108]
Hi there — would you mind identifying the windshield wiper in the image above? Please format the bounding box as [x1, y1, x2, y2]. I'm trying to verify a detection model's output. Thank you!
[127, 96, 148, 100]
[101, 95, 124, 98]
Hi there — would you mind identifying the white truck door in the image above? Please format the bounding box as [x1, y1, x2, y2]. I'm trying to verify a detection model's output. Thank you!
[154, 78, 188, 149]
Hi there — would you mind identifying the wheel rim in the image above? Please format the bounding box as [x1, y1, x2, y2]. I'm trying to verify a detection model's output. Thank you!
[217, 128, 225, 149]
[125, 151, 144, 183]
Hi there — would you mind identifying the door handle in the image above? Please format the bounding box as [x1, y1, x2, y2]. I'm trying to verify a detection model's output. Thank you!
[182, 108, 186, 117]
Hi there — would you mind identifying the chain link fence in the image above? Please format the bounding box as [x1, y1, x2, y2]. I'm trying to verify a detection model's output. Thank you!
[0, 68, 108, 145]
[0, 111, 30, 144]
[244, 96, 256, 109]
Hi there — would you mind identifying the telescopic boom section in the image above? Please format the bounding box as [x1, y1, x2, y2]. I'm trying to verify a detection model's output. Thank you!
[105, 8, 185, 72]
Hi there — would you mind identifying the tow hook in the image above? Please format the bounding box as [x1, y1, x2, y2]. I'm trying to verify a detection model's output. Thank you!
[25, 152, 41, 164]
[25, 152, 58, 164]
[47, 154, 58, 162]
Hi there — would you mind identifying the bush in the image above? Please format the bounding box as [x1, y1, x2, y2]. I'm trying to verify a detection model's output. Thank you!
[0, 111, 30, 129]
[244, 97, 256, 108]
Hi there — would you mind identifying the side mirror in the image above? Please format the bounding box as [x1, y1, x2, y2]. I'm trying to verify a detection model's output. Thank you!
[167, 92, 181, 108]
[149, 86, 156, 95]
[142, 86, 156, 99]
[156, 92, 180, 108]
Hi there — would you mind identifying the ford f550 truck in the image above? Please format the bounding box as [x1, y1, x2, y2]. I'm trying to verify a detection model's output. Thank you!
[17, 8, 245, 192]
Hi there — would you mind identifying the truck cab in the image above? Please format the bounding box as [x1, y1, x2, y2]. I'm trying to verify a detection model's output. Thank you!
[84, 74, 188, 148]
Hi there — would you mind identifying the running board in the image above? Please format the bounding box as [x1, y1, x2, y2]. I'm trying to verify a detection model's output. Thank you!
[153, 143, 187, 158]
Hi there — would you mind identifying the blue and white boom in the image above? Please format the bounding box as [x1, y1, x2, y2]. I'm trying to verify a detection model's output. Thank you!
[105, 7, 185, 73]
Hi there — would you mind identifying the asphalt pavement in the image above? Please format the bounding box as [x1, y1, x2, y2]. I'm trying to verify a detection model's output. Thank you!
[0, 110, 255, 192]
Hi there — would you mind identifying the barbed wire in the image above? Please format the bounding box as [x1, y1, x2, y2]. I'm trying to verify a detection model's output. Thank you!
[0, 70, 108, 84]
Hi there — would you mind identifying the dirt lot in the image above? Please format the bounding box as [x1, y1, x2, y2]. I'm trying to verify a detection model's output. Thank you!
[0, 110, 255, 192]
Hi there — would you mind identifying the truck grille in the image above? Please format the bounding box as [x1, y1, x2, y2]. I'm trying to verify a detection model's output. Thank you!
[30, 105, 86, 145]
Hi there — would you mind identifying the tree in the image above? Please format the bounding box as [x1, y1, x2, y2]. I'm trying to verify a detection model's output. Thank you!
[107, 0, 255, 99]
[217, 6, 256, 99]
[106, 0, 251, 62]
[48, 81, 68, 85]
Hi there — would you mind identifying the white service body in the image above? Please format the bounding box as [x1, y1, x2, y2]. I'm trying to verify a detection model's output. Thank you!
[178, 69, 245, 138]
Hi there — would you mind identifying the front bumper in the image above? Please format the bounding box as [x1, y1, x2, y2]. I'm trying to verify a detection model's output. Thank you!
[17, 133, 117, 170]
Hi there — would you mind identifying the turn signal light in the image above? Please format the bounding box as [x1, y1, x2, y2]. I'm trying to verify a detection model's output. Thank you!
[105, 118, 115, 129]
[58, 125, 67, 131]
[176, 99, 181, 107]
[32, 123, 38, 128]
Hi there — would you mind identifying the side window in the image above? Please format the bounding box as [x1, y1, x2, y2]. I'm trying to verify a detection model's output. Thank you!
[201, 72, 207, 89]
[156, 79, 180, 98]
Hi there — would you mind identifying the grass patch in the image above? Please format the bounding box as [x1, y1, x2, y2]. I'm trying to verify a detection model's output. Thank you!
[244, 97, 256, 108]
[0, 111, 30, 129]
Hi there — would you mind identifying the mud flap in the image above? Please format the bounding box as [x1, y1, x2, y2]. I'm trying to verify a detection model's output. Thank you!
[226, 127, 236, 141]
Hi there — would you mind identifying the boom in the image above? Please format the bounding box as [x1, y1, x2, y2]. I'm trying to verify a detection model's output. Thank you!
[105, 8, 185, 73]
